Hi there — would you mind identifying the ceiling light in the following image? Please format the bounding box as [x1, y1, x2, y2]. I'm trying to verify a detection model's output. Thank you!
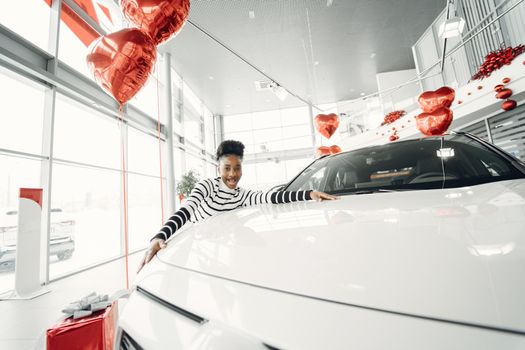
[208, 76, 214, 80]
[439, 16, 465, 38]
[314, 61, 319, 66]
[327, 0, 333, 6]
[360, 92, 365, 96]
[370, 53, 376, 59]
[271, 84, 289, 101]
[225, 104, 231, 108]
[249, 11, 255, 19]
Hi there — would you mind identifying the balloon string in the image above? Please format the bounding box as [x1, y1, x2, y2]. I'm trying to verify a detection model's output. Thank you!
[155, 66, 165, 225]
[118, 106, 130, 289]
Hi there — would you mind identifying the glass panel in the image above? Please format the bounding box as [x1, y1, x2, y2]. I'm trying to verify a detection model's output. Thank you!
[281, 107, 309, 126]
[185, 152, 205, 178]
[223, 113, 252, 132]
[0, 155, 41, 293]
[128, 128, 163, 177]
[128, 174, 164, 252]
[50, 163, 121, 278]
[129, 73, 162, 119]
[252, 110, 281, 129]
[0, 1, 50, 52]
[489, 106, 525, 160]
[0, 67, 46, 155]
[54, 94, 120, 169]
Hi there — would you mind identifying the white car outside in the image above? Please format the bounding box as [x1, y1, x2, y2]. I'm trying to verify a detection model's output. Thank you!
[117, 132, 525, 349]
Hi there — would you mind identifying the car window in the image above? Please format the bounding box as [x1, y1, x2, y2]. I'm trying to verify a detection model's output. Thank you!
[286, 134, 525, 194]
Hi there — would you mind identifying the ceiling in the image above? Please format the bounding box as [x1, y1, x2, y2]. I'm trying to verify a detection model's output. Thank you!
[159, 0, 445, 116]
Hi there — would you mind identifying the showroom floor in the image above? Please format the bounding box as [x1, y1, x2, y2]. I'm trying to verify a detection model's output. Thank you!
[0, 251, 144, 350]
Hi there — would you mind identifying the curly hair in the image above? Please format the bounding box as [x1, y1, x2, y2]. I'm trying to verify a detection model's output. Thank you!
[216, 140, 245, 160]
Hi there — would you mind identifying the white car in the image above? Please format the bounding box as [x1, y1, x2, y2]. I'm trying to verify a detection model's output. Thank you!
[117, 132, 525, 349]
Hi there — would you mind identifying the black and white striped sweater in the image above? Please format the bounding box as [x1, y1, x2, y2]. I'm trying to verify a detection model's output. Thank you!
[153, 177, 312, 241]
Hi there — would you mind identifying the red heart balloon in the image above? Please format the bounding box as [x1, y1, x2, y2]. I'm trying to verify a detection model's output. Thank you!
[86, 28, 156, 105]
[120, 0, 190, 45]
[502, 99, 517, 111]
[329, 145, 342, 154]
[314, 113, 339, 139]
[316, 146, 331, 157]
[495, 88, 513, 99]
[418, 86, 455, 113]
[416, 107, 453, 136]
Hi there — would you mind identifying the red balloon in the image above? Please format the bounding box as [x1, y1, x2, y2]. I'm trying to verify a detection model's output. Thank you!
[502, 77, 511, 84]
[494, 84, 504, 92]
[86, 28, 156, 106]
[316, 146, 331, 157]
[120, 0, 190, 45]
[502, 99, 517, 111]
[329, 145, 342, 154]
[495, 88, 513, 99]
[389, 134, 399, 142]
[418, 86, 455, 113]
[416, 107, 453, 136]
[314, 113, 340, 139]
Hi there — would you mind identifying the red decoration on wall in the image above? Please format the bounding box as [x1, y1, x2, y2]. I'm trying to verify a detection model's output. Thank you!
[471, 45, 525, 80]
[381, 110, 406, 126]
[496, 88, 513, 100]
[389, 134, 399, 142]
[418, 86, 455, 112]
[416, 107, 453, 136]
[86, 28, 157, 105]
[314, 113, 340, 139]
[477, 85, 483, 90]
[502, 100, 517, 111]
[329, 145, 342, 154]
[120, 0, 190, 45]
[494, 84, 505, 92]
[502, 77, 511, 84]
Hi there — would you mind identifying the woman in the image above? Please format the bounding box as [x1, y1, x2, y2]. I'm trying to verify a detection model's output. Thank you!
[138, 140, 337, 271]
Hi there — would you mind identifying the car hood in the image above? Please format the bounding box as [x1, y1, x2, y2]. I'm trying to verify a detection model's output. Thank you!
[156, 179, 525, 333]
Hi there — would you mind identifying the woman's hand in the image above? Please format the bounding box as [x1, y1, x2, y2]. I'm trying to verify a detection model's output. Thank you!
[310, 191, 339, 201]
[137, 238, 167, 273]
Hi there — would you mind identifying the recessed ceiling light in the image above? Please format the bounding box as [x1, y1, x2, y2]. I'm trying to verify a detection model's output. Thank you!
[265, 99, 270, 103]
[314, 61, 320, 66]
[370, 53, 376, 59]
[225, 104, 231, 108]
[360, 92, 365, 96]
[208, 76, 214, 80]
[327, 0, 333, 7]
[249, 11, 255, 19]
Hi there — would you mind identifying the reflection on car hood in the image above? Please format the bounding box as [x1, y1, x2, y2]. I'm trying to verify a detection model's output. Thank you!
[157, 179, 525, 333]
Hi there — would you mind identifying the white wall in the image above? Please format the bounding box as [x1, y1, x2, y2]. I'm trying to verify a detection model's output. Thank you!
[376, 69, 421, 114]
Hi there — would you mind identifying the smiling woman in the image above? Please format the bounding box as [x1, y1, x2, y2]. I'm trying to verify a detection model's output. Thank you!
[137, 140, 338, 271]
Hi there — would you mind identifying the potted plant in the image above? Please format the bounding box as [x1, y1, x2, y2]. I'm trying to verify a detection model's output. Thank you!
[176, 170, 199, 202]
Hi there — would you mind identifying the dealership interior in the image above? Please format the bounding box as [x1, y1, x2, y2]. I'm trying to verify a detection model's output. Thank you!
[1, 0, 525, 349]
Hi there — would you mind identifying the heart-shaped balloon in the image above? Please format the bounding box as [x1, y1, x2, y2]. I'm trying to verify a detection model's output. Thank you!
[316, 145, 342, 157]
[329, 145, 342, 154]
[120, 0, 190, 45]
[416, 107, 453, 136]
[418, 86, 455, 113]
[86, 28, 156, 105]
[314, 113, 339, 139]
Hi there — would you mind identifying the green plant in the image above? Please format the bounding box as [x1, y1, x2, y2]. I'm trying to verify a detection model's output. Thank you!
[177, 170, 200, 198]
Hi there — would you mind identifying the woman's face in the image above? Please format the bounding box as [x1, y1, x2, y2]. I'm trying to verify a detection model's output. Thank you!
[219, 155, 242, 189]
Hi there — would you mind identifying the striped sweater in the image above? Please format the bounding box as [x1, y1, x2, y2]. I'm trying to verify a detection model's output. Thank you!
[153, 177, 312, 241]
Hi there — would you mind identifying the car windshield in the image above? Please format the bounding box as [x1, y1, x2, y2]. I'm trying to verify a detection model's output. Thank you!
[285, 133, 525, 194]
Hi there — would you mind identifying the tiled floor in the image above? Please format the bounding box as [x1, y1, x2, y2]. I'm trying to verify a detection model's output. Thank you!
[0, 251, 144, 350]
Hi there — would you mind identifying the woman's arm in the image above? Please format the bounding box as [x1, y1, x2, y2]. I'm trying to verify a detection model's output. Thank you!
[243, 189, 337, 206]
[138, 180, 209, 272]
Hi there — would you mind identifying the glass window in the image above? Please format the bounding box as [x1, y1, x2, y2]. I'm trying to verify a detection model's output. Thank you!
[0, 67, 47, 155]
[183, 82, 202, 114]
[489, 107, 525, 160]
[252, 110, 281, 129]
[223, 113, 252, 132]
[461, 120, 489, 142]
[0, 1, 50, 52]
[281, 107, 309, 126]
[129, 73, 163, 119]
[0, 155, 42, 293]
[286, 134, 525, 194]
[49, 163, 121, 278]
[54, 93, 120, 169]
[128, 174, 164, 252]
[128, 128, 164, 177]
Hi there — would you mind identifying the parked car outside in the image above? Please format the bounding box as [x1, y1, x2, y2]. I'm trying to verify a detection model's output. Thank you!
[117, 132, 525, 349]
[0, 207, 75, 270]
